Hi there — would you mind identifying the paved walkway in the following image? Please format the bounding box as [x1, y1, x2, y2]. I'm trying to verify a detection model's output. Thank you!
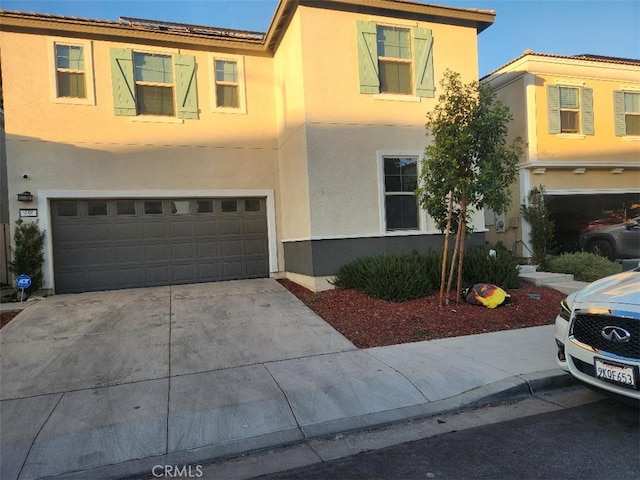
[0, 276, 582, 480]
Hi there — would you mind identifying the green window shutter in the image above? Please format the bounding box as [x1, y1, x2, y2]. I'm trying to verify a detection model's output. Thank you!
[174, 54, 198, 119]
[110, 48, 136, 116]
[581, 87, 594, 135]
[614, 90, 626, 136]
[413, 27, 435, 98]
[547, 85, 560, 134]
[356, 21, 379, 94]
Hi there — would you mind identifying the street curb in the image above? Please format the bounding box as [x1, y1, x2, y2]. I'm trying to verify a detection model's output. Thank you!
[47, 371, 574, 480]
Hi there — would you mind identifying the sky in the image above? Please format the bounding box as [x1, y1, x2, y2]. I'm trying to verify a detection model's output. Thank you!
[1, 0, 639, 76]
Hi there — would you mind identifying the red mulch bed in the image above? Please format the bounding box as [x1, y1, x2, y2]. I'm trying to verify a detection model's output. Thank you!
[1, 311, 20, 329]
[278, 279, 566, 348]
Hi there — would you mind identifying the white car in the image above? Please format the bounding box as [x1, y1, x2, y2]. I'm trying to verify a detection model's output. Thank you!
[555, 267, 640, 402]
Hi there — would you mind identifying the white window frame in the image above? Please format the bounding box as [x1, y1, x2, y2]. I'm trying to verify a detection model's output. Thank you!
[622, 91, 640, 137]
[377, 150, 428, 235]
[558, 86, 580, 134]
[132, 51, 176, 117]
[48, 38, 95, 106]
[376, 25, 413, 96]
[209, 54, 247, 114]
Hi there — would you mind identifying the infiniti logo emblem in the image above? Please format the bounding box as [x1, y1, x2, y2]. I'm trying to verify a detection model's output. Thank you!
[601, 326, 631, 344]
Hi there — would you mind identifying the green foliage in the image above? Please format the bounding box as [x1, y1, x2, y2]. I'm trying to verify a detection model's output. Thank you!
[331, 253, 433, 302]
[548, 252, 622, 283]
[521, 186, 555, 269]
[9, 219, 46, 292]
[331, 246, 521, 302]
[463, 245, 521, 288]
[417, 70, 524, 232]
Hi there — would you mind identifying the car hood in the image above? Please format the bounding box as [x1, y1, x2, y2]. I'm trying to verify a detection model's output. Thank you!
[575, 271, 640, 306]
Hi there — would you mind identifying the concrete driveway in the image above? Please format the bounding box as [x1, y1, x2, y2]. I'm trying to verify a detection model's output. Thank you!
[0, 279, 356, 479]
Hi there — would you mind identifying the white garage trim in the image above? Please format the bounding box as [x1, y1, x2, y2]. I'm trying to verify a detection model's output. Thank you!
[38, 189, 278, 290]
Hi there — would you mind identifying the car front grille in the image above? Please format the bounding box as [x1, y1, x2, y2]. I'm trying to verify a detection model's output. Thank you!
[571, 313, 640, 360]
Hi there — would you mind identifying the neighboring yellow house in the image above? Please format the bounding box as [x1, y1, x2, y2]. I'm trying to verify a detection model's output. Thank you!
[0, 0, 494, 293]
[482, 51, 640, 259]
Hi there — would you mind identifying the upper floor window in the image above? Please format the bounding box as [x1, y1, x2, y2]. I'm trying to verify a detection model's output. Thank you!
[55, 45, 86, 98]
[383, 156, 419, 230]
[215, 60, 239, 108]
[356, 21, 435, 99]
[110, 48, 198, 119]
[547, 85, 594, 136]
[376, 26, 412, 95]
[614, 91, 640, 137]
[49, 39, 95, 105]
[210, 55, 246, 114]
[133, 52, 175, 116]
[559, 87, 580, 133]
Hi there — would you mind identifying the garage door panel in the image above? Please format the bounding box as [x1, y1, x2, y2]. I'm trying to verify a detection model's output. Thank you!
[114, 223, 143, 241]
[221, 239, 243, 256]
[197, 241, 219, 258]
[245, 218, 267, 234]
[144, 244, 170, 262]
[118, 268, 145, 287]
[245, 239, 267, 255]
[86, 246, 116, 266]
[56, 248, 87, 268]
[172, 243, 194, 259]
[143, 222, 168, 240]
[145, 265, 170, 284]
[85, 224, 112, 242]
[52, 198, 268, 293]
[117, 245, 144, 263]
[220, 219, 244, 235]
[222, 261, 243, 279]
[170, 221, 194, 237]
[173, 264, 197, 283]
[197, 263, 220, 281]
[246, 259, 268, 276]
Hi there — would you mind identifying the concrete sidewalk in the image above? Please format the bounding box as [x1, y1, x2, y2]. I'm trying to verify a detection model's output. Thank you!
[0, 278, 579, 480]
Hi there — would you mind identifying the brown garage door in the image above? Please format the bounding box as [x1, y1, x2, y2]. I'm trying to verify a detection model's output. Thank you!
[51, 198, 269, 293]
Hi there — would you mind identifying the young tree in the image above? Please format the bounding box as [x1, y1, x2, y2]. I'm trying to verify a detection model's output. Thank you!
[417, 70, 524, 306]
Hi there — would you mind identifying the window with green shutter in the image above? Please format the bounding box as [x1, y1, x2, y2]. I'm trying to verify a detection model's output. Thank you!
[615, 91, 640, 136]
[547, 85, 593, 135]
[356, 21, 434, 98]
[110, 48, 198, 119]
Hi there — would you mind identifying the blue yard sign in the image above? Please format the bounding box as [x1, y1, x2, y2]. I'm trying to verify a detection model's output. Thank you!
[16, 274, 32, 302]
[16, 274, 32, 289]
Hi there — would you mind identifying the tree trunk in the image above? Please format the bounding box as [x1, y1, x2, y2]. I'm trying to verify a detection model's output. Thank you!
[439, 192, 454, 307]
[455, 198, 468, 304]
[445, 210, 464, 306]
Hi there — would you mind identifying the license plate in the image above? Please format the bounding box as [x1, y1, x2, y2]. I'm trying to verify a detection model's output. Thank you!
[594, 358, 637, 389]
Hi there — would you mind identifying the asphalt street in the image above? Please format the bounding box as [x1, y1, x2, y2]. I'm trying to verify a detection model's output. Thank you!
[256, 394, 639, 480]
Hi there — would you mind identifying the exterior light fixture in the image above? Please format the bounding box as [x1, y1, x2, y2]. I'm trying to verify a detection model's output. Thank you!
[17, 191, 33, 202]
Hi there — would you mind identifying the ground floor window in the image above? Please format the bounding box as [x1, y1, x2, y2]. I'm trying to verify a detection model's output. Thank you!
[383, 156, 419, 230]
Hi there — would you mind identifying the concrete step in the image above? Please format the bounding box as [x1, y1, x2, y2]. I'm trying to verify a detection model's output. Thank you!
[540, 280, 589, 295]
[519, 271, 574, 286]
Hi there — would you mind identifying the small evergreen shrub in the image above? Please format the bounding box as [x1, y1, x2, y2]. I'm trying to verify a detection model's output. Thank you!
[9, 219, 46, 292]
[462, 244, 521, 288]
[548, 252, 622, 283]
[331, 252, 432, 302]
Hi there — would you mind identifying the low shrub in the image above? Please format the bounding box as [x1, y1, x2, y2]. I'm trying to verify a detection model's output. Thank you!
[462, 244, 521, 289]
[548, 252, 622, 282]
[331, 252, 432, 302]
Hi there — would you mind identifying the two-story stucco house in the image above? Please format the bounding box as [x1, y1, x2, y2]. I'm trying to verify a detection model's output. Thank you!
[0, 0, 494, 294]
[482, 51, 640, 258]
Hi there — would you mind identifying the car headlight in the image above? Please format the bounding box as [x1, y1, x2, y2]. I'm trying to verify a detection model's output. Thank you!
[559, 298, 572, 321]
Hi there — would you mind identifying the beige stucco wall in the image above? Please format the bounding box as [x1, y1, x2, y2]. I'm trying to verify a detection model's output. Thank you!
[273, 12, 312, 245]
[294, 5, 485, 238]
